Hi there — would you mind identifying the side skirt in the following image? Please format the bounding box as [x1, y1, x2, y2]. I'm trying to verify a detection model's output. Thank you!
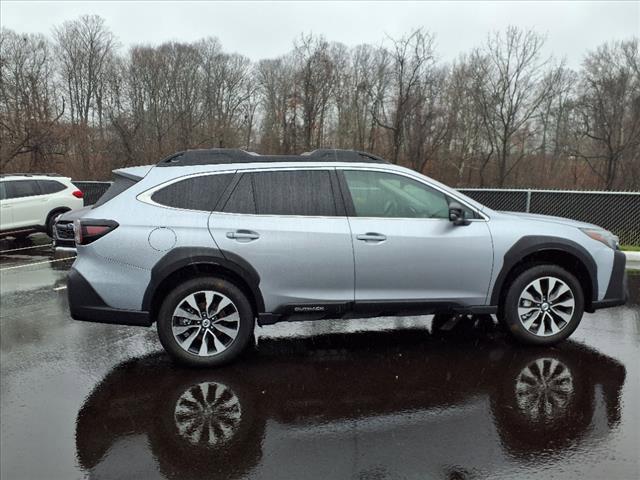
[257, 301, 497, 326]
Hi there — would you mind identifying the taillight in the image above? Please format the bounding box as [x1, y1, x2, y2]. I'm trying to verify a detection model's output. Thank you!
[72, 190, 84, 198]
[73, 219, 118, 245]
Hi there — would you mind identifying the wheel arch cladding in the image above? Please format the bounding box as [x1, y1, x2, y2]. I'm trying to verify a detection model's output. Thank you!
[143, 247, 264, 322]
[491, 236, 598, 308]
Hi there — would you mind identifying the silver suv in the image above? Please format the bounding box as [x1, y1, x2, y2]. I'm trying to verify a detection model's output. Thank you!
[67, 149, 628, 367]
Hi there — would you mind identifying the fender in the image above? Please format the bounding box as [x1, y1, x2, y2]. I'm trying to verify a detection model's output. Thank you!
[141, 247, 265, 313]
[490, 235, 598, 305]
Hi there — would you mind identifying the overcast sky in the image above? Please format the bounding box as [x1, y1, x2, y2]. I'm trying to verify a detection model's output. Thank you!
[1, 1, 638, 68]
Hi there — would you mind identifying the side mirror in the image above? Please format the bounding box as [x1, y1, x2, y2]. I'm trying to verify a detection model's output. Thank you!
[449, 202, 470, 226]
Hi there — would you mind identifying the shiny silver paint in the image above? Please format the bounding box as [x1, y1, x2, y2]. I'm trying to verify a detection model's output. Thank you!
[71, 160, 617, 315]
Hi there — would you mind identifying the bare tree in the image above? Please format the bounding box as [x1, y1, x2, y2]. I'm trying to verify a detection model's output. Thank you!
[472, 27, 562, 186]
[0, 29, 64, 170]
[372, 29, 436, 164]
[572, 39, 640, 189]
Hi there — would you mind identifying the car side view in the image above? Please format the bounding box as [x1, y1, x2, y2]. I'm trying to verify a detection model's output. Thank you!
[67, 149, 628, 367]
[0, 173, 84, 239]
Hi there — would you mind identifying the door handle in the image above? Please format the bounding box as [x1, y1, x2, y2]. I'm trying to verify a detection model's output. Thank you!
[226, 230, 260, 241]
[356, 232, 387, 243]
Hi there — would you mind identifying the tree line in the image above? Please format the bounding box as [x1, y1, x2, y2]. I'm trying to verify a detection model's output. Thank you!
[1, 15, 638, 189]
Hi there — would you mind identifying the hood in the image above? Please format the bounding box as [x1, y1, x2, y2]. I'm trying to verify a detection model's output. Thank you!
[498, 211, 601, 230]
[58, 205, 92, 222]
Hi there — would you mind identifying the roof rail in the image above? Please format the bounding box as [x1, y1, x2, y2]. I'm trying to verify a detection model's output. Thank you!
[0, 172, 64, 178]
[156, 148, 389, 167]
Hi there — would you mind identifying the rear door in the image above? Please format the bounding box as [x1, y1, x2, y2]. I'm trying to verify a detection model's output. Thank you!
[339, 168, 493, 306]
[209, 168, 354, 314]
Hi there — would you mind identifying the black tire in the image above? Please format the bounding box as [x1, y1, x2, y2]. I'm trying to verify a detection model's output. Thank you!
[500, 264, 584, 346]
[157, 276, 255, 367]
[45, 209, 66, 238]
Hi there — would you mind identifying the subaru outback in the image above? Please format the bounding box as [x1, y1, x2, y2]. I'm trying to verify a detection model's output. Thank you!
[67, 149, 628, 367]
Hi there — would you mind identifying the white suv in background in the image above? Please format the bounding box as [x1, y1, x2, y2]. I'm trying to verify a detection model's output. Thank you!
[0, 174, 84, 239]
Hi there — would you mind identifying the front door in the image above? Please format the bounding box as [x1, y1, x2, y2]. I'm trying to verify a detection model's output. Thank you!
[4, 180, 43, 229]
[339, 168, 493, 306]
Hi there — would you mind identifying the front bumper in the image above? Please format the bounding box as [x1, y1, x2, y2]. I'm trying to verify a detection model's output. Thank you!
[590, 250, 628, 311]
[67, 267, 152, 327]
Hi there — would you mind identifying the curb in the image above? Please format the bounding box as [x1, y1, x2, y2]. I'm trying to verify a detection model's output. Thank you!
[623, 251, 640, 271]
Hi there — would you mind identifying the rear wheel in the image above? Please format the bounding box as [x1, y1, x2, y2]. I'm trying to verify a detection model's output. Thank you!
[500, 265, 584, 345]
[157, 276, 255, 367]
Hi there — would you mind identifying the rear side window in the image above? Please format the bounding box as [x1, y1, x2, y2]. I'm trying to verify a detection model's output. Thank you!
[225, 170, 336, 216]
[0, 182, 6, 200]
[152, 173, 233, 211]
[37, 180, 66, 194]
[223, 173, 255, 214]
[4, 180, 41, 199]
[93, 174, 140, 208]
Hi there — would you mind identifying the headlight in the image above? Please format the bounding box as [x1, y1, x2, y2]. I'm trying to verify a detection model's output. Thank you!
[580, 228, 619, 250]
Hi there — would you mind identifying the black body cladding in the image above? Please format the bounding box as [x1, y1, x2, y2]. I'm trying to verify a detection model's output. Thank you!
[490, 236, 599, 306]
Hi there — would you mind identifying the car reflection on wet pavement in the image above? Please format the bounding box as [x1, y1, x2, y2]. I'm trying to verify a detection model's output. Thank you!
[1, 235, 639, 480]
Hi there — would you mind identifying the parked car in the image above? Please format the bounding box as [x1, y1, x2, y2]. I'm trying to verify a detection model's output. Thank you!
[53, 206, 92, 254]
[67, 149, 628, 366]
[0, 174, 84, 239]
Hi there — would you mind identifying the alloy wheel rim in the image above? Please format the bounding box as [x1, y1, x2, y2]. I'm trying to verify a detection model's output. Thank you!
[517, 276, 575, 337]
[515, 358, 574, 422]
[172, 290, 240, 356]
[174, 381, 242, 446]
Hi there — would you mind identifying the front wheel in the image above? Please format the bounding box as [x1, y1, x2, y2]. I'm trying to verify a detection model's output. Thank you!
[157, 276, 255, 367]
[500, 265, 584, 345]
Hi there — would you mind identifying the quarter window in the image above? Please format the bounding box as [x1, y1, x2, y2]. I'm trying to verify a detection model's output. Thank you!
[151, 173, 233, 211]
[342, 170, 451, 219]
[37, 180, 66, 194]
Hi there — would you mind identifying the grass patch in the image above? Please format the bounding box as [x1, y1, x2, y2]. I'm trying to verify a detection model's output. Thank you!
[621, 245, 640, 251]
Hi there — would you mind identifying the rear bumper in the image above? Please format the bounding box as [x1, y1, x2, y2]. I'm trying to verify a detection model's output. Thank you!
[590, 250, 628, 311]
[67, 267, 152, 327]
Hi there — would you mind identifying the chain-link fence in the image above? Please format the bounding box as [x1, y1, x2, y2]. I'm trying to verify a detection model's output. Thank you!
[73, 181, 111, 206]
[460, 189, 640, 246]
[74, 181, 639, 246]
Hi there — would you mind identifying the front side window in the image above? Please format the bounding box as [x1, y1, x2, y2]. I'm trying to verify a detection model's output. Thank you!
[224, 170, 337, 216]
[4, 180, 41, 199]
[342, 170, 451, 219]
[151, 173, 233, 211]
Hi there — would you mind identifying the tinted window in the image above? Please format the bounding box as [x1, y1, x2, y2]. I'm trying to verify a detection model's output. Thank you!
[343, 170, 450, 219]
[37, 180, 66, 194]
[152, 173, 233, 211]
[5, 180, 41, 199]
[0, 182, 6, 200]
[251, 170, 336, 216]
[223, 173, 255, 214]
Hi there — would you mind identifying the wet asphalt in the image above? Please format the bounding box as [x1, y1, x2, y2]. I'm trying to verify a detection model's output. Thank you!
[0, 235, 639, 480]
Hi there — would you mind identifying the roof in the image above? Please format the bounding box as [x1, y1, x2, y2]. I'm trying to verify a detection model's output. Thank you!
[155, 148, 389, 167]
[0, 173, 66, 180]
